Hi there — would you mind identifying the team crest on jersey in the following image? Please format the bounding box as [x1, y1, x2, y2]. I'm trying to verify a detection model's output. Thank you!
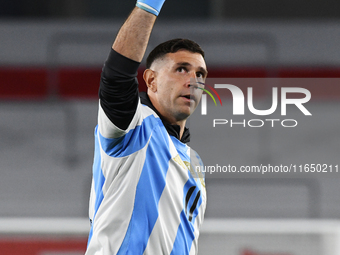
[172, 154, 187, 169]
[172, 154, 205, 189]
[184, 161, 205, 189]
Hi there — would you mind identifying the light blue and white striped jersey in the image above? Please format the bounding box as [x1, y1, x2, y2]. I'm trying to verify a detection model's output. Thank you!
[85, 97, 206, 255]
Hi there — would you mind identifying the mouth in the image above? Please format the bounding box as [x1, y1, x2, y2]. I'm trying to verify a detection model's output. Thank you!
[181, 94, 196, 102]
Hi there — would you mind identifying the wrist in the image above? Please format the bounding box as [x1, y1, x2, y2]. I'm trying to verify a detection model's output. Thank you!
[136, 0, 165, 16]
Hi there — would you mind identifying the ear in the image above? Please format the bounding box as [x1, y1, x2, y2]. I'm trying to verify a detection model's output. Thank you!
[143, 69, 157, 93]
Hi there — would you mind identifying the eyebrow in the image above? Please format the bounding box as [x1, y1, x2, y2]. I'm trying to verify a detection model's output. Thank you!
[175, 62, 208, 77]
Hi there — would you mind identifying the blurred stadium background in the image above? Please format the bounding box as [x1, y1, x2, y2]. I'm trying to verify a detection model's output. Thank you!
[1, 0, 340, 254]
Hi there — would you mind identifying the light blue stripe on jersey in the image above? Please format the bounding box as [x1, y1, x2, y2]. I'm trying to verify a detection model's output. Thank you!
[87, 126, 106, 246]
[170, 175, 203, 254]
[170, 136, 203, 224]
[99, 115, 161, 157]
[117, 119, 172, 255]
[170, 210, 194, 254]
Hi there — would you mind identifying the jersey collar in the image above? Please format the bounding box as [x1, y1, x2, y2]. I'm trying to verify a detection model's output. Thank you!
[139, 92, 191, 143]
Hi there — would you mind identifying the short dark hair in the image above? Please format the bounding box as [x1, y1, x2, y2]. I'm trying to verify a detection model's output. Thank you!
[146, 38, 205, 69]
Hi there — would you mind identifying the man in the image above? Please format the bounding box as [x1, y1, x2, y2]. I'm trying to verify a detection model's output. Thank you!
[85, 0, 207, 254]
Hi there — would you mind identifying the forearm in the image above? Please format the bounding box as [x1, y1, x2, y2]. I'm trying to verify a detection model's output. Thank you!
[112, 7, 157, 62]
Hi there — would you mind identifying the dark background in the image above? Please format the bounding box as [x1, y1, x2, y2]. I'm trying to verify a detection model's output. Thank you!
[1, 0, 340, 20]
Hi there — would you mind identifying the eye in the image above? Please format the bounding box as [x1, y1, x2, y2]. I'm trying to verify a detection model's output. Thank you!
[196, 72, 204, 79]
[177, 67, 188, 73]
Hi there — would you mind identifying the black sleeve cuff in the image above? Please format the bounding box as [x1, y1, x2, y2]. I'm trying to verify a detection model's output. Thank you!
[103, 49, 141, 81]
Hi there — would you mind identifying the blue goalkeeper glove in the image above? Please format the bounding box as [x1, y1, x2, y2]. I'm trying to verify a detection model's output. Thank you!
[136, 0, 166, 16]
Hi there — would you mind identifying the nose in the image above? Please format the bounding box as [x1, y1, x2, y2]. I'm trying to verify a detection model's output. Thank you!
[186, 73, 197, 87]
[190, 71, 197, 80]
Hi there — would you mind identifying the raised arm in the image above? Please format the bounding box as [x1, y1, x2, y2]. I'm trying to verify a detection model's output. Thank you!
[112, 7, 156, 62]
[99, 1, 165, 131]
[113, 0, 167, 61]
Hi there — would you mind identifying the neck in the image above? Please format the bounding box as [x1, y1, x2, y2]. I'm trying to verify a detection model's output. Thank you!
[140, 92, 191, 143]
[148, 93, 187, 140]
[165, 118, 186, 140]
[155, 109, 187, 140]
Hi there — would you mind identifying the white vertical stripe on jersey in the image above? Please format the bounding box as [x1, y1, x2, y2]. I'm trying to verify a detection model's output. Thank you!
[143, 137, 189, 254]
[86, 135, 151, 255]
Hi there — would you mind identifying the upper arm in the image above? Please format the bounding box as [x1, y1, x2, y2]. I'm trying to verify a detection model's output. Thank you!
[99, 49, 141, 130]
